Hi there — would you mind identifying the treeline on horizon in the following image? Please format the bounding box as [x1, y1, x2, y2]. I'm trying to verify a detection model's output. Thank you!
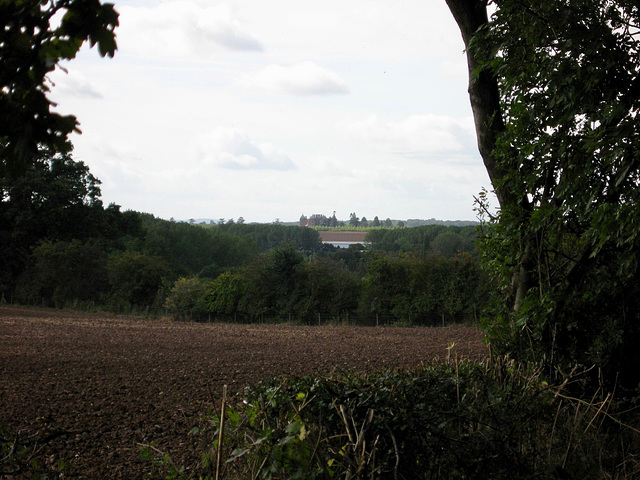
[0, 148, 488, 325]
[296, 212, 478, 228]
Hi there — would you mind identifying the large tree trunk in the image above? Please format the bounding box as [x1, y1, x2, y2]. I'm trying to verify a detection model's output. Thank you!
[445, 0, 533, 310]
[444, 0, 512, 207]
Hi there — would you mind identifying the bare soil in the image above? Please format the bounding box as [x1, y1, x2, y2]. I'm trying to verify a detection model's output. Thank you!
[0, 305, 488, 478]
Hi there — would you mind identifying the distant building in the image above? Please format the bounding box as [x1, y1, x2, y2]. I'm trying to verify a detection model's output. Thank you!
[318, 231, 368, 248]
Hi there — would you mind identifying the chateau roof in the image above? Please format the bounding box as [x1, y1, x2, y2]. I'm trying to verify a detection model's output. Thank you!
[318, 231, 368, 243]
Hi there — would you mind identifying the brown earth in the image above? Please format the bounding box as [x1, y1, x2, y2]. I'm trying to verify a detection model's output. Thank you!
[0, 305, 488, 479]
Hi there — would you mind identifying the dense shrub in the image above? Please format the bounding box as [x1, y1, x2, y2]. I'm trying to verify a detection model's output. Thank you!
[200, 272, 247, 316]
[144, 357, 640, 479]
[14, 240, 108, 307]
[107, 250, 174, 308]
[164, 276, 210, 317]
[163, 248, 488, 325]
[358, 252, 487, 324]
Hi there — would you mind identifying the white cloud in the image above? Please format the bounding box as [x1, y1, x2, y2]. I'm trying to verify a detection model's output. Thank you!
[342, 114, 476, 159]
[49, 69, 103, 99]
[238, 0, 465, 64]
[196, 127, 296, 170]
[50, 0, 487, 222]
[117, 2, 262, 59]
[237, 62, 349, 95]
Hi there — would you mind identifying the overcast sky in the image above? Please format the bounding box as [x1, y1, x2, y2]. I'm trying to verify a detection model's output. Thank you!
[49, 0, 493, 223]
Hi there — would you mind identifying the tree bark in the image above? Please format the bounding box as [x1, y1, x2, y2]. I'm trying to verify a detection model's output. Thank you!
[445, 0, 533, 310]
[444, 0, 514, 208]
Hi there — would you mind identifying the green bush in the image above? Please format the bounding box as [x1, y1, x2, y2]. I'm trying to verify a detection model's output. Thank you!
[107, 250, 173, 308]
[14, 239, 108, 307]
[143, 357, 639, 479]
[199, 271, 246, 316]
[164, 276, 210, 318]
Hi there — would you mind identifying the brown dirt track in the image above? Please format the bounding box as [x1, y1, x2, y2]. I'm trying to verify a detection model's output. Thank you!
[0, 306, 488, 479]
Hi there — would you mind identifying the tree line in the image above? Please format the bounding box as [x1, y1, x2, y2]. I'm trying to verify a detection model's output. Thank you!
[165, 246, 487, 325]
[299, 212, 395, 228]
[3, 1, 640, 476]
[0, 147, 486, 324]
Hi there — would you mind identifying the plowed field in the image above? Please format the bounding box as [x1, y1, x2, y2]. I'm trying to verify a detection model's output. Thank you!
[0, 306, 488, 478]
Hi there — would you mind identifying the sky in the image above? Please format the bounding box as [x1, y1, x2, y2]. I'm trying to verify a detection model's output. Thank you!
[48, 0, 494, 224]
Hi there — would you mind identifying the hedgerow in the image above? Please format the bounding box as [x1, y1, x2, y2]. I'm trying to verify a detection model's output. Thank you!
[143, 355, 639, 479]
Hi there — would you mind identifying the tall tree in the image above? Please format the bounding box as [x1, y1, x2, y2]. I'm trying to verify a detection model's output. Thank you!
[0, 0, 118, 175]
[445, 0, 531, 310]
[446, 0, 640, 389]
[1, 149, 102, 294]
[0, 147, 143, 301]
[15, 239, 108, 306]
[107, 250, 173, 307]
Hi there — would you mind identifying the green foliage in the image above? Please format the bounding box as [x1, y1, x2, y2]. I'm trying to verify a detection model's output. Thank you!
[216, 391, 330, 480]
[164, 276, 209, 316]
[107, 250, 173, 308]
[200, 272, 246, 316]
[144, 358, 638, 479]
[0, 149, 144, 301]
[0, 152, 485, 320]
[430, 229, 463, 257]
[187, 249, 361, 321]
[469, 0, 640, 392]
[0, 150, 104, 248]
[0, 0, 118, 175]
[141, 215, 256, 277]
[212, 222, 322, 254]
[301, 258, 360, 316]
[239, 245, 308, 318]
[15, 239, 108, 307]
[359, 252, 487, 324]
[316, 245, 366, 274]
[163, 242, 488, 324]
[366, 225, 477, 257]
